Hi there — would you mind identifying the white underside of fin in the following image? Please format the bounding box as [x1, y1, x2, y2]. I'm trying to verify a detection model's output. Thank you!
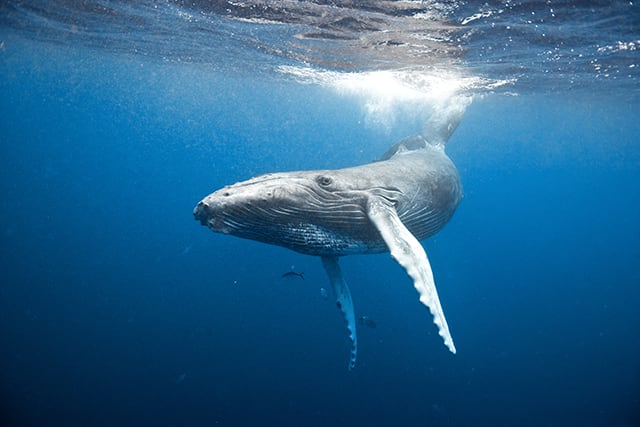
[321, 255, 357, 370]
[367, 197, 456, 354]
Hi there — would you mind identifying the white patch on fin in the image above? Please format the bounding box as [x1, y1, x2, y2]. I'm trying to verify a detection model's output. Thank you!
[321, 255, 357, 370]
[367, 197, 456, 354]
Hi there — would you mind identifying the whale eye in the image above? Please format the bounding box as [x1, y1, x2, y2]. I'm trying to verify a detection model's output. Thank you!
[317, 176, 333, 187]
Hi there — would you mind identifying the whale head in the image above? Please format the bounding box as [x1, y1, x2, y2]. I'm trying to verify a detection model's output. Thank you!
[193, 170, 386, 255]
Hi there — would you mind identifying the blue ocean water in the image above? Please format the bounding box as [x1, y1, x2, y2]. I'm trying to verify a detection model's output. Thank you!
[1, 1, 639, 426]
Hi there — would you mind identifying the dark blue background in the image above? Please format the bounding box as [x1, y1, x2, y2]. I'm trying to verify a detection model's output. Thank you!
[1, 39, 639, 427]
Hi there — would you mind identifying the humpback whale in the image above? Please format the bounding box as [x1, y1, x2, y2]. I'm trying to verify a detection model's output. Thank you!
[194, 101, 466, 369]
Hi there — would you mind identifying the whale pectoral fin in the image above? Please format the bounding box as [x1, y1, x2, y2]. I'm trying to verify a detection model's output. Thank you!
[367, 197, 456, 354]
[321, 255, 357, 370]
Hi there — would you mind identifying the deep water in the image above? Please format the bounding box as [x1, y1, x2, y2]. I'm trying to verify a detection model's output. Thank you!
[1, 38, 640, 427]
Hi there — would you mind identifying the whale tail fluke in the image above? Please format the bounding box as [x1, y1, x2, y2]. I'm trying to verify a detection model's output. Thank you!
[422, 96, 471, 147]
[379, 96, 471, 161]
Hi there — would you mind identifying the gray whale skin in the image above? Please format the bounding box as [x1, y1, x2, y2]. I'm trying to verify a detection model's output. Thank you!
[194, 110, 464, 369]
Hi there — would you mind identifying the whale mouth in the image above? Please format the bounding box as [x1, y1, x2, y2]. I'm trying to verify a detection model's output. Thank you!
[194, 200, 235, 234]
[193, 201, 211, 226]
[194, 201, 221, 229]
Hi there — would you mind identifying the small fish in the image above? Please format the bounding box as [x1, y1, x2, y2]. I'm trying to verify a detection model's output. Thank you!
[280, 271, 304, 280]
[319, 287, 329, 300]
[358, 316, 377, 329]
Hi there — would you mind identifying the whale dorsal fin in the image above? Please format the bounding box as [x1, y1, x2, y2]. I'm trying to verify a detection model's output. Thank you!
[378, 134, 430, 161]
[366, 196, 456, 354]
[321, 255, 357, 370]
